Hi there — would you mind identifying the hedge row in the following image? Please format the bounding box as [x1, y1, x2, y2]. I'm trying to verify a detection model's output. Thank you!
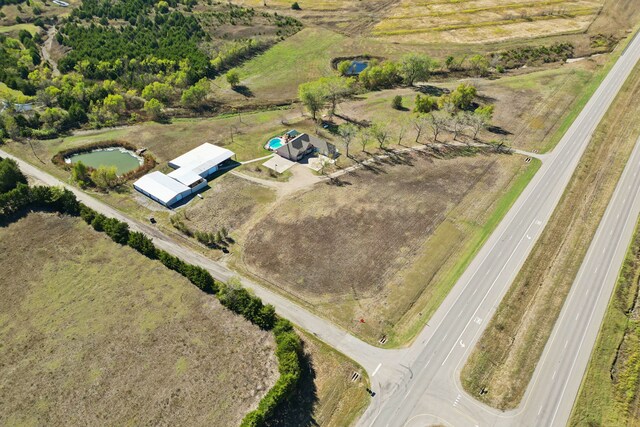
[241, 318, 302, 426]
[0, 182, 302, 425]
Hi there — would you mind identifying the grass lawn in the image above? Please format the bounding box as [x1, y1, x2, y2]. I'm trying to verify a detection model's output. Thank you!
[166, 172, 278, 245]
[0, 23, 39, 35]
[241, 147, 539, 345]
[0, 212, 278, 426]
[569, 217, 640, 426]
[214, 27, 346, 104]
[461, 60, 640, 410]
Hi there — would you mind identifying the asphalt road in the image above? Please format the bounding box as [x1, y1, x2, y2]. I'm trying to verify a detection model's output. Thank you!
[3, 26, 640, 427]
[358, 29, 640, 427]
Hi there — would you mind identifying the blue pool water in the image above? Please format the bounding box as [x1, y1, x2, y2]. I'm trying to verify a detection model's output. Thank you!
[268, 137, 285, 150]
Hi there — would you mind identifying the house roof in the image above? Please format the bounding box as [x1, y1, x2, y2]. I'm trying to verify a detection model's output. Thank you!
[276, 133, 337, 159]
[169, 143, 234, 173]
[133, 171, 189, 205]
[167, 168, 203, 187]
[277, 134, 313, 159]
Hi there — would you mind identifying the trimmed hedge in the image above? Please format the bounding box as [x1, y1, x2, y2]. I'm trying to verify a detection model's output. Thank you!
[241, 319, 302, 427]
[0, 181, 300, 426]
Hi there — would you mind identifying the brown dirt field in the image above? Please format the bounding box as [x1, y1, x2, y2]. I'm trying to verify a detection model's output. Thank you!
[462, 62, 640, 410]
[178, 173, 277, 239]
[0, 213, 278, 426]
[241, 148, 535, 342]
[245, 150, 492, 296]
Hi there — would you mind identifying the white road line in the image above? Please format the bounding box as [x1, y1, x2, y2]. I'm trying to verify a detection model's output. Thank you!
[564, 340, 568, 349]
[441, 222, 538, 366]
[552, 370, 557, 380]
[372, 363, 382, 377]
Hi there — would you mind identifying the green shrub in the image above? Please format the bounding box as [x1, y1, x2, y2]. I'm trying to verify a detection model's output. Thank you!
[291, 2, 300, 10]
[392, 95, 403, 110]
[0, 158, 28, 193]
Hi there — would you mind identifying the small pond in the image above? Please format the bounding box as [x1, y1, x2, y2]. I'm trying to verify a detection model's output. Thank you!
[347, 61, 369, 75]
[65, 147, 143, 175]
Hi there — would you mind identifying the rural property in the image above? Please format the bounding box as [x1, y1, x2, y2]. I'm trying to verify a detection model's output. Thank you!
[2, 0, 640, 425]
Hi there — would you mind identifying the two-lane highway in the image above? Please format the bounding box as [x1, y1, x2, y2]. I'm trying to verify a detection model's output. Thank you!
[360, 26, 640, 427]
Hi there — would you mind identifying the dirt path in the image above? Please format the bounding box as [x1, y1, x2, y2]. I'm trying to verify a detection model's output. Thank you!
[41, 26, 60, 76]
[231, 164, 322, 199]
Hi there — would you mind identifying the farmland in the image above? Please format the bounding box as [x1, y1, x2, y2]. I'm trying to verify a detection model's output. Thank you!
[0, 212, 278, 426]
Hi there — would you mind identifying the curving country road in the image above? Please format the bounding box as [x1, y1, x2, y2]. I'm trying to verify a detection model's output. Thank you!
[3, 25, 640, 427]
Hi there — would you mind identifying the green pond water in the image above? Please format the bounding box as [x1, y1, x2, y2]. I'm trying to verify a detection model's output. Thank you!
[67, 148, 142, 175]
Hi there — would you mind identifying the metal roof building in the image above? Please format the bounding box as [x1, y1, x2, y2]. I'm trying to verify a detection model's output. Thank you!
[133, 143, 234, 207]
[168, 143, 234, 176]
[134, 171, 191, 207]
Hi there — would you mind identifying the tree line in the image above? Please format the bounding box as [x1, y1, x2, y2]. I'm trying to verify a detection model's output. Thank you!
[0, 173, 302, 427]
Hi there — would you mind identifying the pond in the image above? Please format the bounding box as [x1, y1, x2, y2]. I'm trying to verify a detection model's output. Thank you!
[347, 61, 368, 75]
[65, 147, 143, 175]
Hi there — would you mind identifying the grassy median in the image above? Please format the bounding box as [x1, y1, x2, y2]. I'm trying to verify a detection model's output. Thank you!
[461, 60, 640, 409]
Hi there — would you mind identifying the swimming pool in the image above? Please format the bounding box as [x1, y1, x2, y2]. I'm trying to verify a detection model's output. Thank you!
[267, 137, 285, 150]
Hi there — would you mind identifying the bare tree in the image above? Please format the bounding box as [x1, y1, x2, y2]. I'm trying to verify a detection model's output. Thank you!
[452, 112, 467, 141]
[427, 111, 449, 143]
[470, 105, 494, 140]
[397, 122, 408, 146]
[359, 128, 371, 153]
[370, 122, 390, 149]
[338, 123, 357, 158]
[413, 115, 428, 144]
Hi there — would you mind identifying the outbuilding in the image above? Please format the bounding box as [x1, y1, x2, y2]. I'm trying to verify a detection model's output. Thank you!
[133, 143, 235, 207]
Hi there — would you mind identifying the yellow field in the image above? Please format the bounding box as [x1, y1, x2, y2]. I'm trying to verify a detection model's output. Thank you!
[233, 0, 604, 44]
[373, 0, 603, 43]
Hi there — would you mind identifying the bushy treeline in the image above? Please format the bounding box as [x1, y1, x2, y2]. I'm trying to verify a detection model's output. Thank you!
[241, 318, 302, 427]
[59, 13, 208, 84]
[492, 43, 574, 70]
[0, 157, 27, 193]
[0, 178, 302, 426]
[0, 32, 41, 96]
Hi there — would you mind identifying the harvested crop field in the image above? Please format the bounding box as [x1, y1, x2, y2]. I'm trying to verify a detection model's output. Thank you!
[373, 0, 603, 44]
[243, 147, 538, 342]
[0, 213, 278, 426]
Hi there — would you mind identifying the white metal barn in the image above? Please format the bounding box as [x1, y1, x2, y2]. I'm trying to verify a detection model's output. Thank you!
[134, 143, 234, 207]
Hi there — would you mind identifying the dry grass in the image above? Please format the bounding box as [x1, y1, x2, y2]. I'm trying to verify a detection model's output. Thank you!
[461, 62, 640, 410]
[268, 330, 371, 426]
[241, 148, 537, 343]
[0, 213, 278, 426]
[177, 173, 277, 240]
[373, 0, 602, 44]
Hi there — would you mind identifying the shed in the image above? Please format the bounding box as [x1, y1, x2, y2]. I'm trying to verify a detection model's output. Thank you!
[133, 171, 190, 207]
[168, 143, 234, 178]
